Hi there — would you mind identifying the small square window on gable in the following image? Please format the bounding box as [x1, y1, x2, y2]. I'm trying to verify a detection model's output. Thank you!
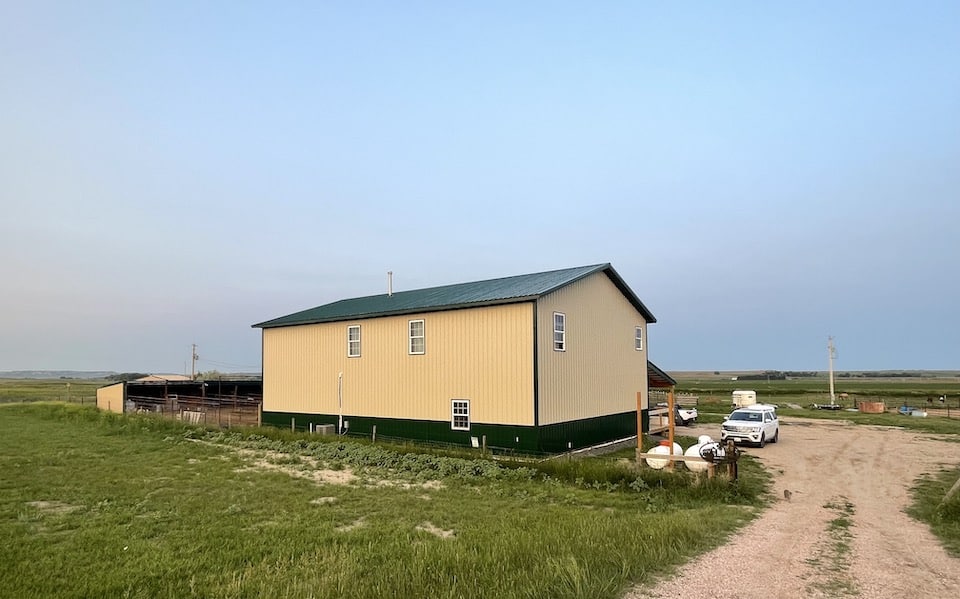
[635, 326, 643, 351]
[347, 325, 361, 357]
[409, 319, 425, 355]
[553, 312, 565, 352]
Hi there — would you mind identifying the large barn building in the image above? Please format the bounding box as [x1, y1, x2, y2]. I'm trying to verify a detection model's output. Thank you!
[253, 263, 666, 453]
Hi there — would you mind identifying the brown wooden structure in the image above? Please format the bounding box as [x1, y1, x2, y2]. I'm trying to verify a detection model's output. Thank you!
[97, 378, 263, 428]
[639, 362, 679, 466]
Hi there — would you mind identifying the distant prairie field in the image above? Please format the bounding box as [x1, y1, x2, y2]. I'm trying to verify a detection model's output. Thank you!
[0, 378, 104, 404]
[671, 373, 960, 401]
[0, 403, 766, 599]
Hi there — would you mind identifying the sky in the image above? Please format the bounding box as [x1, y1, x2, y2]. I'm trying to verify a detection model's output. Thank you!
[1, 1, 958, 374]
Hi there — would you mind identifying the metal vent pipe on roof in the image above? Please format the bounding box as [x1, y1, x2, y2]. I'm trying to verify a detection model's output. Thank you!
[387, 271, 393, 296]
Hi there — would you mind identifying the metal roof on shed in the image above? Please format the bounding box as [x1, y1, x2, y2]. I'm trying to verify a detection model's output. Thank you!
[253, 263, 656, 329]
[647, 361, 677, 388]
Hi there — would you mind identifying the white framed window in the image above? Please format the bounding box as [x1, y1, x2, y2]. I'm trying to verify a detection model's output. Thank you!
[635, 326, 643, 351]
[451, 399, 470, 430]
[347, 325, 361, 357]
[553, 312, 566, 351]
[409, 319, 425, 355]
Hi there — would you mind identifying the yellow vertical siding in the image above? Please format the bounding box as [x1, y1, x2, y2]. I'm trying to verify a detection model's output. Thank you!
[536, 272, 648, 425]
[96, 382, 125, 414]
[263, 302, 535, 425]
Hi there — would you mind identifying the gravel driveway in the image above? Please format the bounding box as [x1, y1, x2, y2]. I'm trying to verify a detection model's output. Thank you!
[626, 418, 960, 598]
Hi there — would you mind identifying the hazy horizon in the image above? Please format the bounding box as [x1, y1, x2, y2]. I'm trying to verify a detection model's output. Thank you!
[5, 367, 960, 381]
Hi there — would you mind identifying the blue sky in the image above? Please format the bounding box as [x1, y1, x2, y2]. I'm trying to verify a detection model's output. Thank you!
[1, 1, 957, 373]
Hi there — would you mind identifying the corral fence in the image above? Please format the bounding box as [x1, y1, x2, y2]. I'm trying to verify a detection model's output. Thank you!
[647, 391, 700, 434]
[681, 391, 960, 419]
[126, 394, 262, 428]
[0, 395, 98, 405]
[812, 395, 960, 418]
[649, 390, 698, 406]
[55, 396, 96, 405]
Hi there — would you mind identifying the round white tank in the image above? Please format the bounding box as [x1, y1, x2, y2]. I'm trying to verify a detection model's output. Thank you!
[684, 442, 712, 472]
[645, 442, 682, 470]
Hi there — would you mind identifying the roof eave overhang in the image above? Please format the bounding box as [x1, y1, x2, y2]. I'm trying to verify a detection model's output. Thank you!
[602, 265, 657, 323]
[536, 263, 657, 323]
[252, 295, 540, 329]
[647, 360, 676, 388]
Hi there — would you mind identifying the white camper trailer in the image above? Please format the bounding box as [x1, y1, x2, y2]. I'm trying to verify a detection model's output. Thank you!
[731, 389, 757, 408]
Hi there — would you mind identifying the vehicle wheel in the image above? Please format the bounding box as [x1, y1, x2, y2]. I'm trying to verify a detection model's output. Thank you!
[772, 429, 779, 443]
[687, 418, 696, 426]
[759, 434, 766, 448]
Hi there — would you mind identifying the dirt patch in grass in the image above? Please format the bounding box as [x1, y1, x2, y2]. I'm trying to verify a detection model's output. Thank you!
[372, 478, 446, 491]
[234, 458, 357, 485]
[225, 446, 359, 485]
[336, 518, 366, 533]
[200, 440, 447, 490]
[26, 501, 82, 515]
[416, 521, 456, 539]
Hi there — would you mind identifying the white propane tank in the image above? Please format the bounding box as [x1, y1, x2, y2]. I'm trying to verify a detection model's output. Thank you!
[645, 441, 683, 470]
[684, 435, 714, 472]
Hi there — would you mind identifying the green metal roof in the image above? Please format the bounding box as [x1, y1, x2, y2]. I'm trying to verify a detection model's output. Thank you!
[647, 361, 677, 388]
[253, 263, 656, 329]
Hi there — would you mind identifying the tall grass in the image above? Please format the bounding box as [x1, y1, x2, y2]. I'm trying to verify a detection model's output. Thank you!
[1, 403, 768, 599]
[907, 467, 960, 557]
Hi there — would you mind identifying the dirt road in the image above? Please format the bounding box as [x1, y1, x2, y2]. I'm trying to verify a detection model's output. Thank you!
[627, 418, 960, 598]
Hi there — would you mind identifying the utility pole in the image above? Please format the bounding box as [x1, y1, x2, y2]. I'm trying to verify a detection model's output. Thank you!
[828, 336, 837, 405]
[191, 344, 199, 380]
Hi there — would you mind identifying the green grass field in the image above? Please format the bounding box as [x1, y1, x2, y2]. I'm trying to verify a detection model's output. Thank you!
[672, 374, 960, 401]
[667, 372, 960, 435]
[0, 403, 770, 599]
[3, 377, 958, 597]
[0, 378, 105, 404]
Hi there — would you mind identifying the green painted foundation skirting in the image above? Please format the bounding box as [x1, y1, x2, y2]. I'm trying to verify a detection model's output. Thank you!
[262, 409, 651, 454]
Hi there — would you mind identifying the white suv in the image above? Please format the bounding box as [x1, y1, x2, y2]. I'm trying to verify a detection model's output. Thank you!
[721, 404, 779, 447]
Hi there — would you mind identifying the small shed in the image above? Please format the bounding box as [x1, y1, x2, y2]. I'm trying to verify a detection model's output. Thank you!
[96, 378, 263, 427]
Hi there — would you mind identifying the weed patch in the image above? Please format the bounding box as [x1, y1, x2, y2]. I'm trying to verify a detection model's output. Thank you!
[804, 496, 858, 596]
